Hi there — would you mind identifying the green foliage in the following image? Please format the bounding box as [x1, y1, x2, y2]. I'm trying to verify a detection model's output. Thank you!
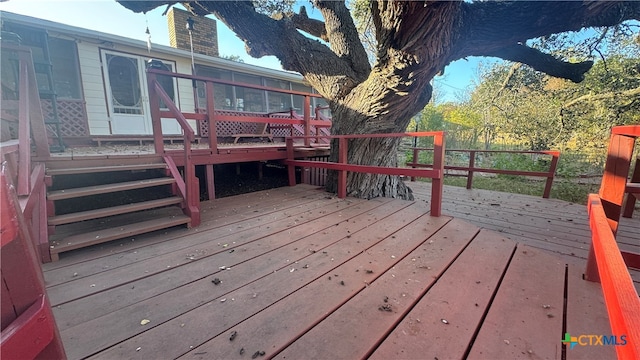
[491, 153, 548, 179]
[253, 0, 295, 16]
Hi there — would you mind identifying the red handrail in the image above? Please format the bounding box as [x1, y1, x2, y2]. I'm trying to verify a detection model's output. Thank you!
[408, 148, 560, 198]
[285, 131, 445, 216]
[146, 73, 200, 227]
[584, 195, 640, 360]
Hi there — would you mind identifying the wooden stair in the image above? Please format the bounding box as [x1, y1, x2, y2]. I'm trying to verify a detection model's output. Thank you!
[46, 157, 191, 261]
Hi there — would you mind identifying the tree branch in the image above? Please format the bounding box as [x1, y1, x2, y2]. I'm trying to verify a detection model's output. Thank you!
[563, 86, 640, 109]
[285, 6, 327, 41]
[452, 1, 640, 80]
[312, 0, 371, 80]
[116, 1, 178, 14]
[459, 1, 640, 51]
[118, 1, 363, 100]
[479, 44, 594, 83]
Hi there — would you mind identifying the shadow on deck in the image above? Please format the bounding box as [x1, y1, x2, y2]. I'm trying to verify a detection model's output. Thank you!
[44, 184, 625, 359]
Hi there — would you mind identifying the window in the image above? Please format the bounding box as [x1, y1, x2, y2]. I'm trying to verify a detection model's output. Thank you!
[153, 61, 176, 109]
[234, 73, 264, 112]
[49, 38, 82, 99]
[265, 78, 291, 112]
[195, 65, 232, 109]
[291, 82, 313, 113]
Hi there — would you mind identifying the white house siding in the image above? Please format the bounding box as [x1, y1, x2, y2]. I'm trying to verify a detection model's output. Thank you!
[174, 60, 198, 133]
[76, 39, 199, 136]
[76, 41, 110, 135]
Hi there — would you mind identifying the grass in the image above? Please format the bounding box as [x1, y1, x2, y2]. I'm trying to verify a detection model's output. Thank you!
[439, 176, 600, 204]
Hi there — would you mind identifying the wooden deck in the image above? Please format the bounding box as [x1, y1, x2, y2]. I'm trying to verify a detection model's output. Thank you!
[43, 184, 628, 359]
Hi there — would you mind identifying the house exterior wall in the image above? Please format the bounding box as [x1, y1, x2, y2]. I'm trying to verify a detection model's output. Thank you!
[77, 41, 110, 135]
[2, 11, 319, 138]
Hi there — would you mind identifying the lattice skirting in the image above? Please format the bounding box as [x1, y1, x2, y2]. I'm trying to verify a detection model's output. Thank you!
[198, 110, 329, 139]
[41, 99, 89, 138]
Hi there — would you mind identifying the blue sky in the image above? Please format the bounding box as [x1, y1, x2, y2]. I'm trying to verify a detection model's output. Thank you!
[0, 0, 486, 103]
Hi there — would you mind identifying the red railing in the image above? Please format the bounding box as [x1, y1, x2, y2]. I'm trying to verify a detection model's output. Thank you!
[146, 68, 331, 149]
[147, 71, 200, 227]
[0, 44, 51, 262]
[584, 195, 640, 360]
[583, 125, 640, 360]
[0, 44, 66, 358]
[408, 148, 560, 198]
[285, 132, 445, 216]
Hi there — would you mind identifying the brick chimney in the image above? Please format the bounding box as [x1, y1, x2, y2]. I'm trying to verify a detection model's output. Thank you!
[167, 7, 219, 57]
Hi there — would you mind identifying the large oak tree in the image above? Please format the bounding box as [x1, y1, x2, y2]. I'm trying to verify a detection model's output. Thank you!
[118, 0, 640, 200]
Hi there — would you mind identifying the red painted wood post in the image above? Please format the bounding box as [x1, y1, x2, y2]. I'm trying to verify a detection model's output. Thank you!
[17, 59, 30, 196]
[410, 148, 419, 182]
[338, 137, 347, 198]
[146, 74, 165, 155]
[622, 156, 640, 218]
[206, 81, 218, 150]
[542, 151, 560, 199]
[184, 138, 201, 227]
[598, 133, 635, 234]
[37, 184, 50, 263]
[286, 138, 296, 186]
[431, 132, 445, 216]
[304, 95, 311, 147]
[466, 150, 476, 190]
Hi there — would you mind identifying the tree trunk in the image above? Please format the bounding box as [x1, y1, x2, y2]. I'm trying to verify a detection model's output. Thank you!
[325, 135, 414, 200]
[324, 101, 421, 200]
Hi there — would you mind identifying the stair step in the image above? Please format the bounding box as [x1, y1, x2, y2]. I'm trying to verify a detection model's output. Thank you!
[48, 197, 183, 226]
[50, 212, 191, 255]
[47, 177, 176, 201]
[47, 163, 167, 176]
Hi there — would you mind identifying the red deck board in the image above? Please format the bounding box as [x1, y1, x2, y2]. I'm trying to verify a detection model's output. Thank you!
[43, 188, 329, 286]
[368, 229, 516, 360]
[41, 186, 315, 271]
[36, 185, 637, 359]
[52, 196, 388, 331]
[276, 219, 485, 360]
[565, 263, 616, 360]
[64, 198, 414, 359]
[46, 194, 364, 306]
[467, 245, 566, 359]
[172, 211, 453, 360]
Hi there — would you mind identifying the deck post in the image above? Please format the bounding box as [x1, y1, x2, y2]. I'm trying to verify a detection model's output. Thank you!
[286, 138, 296, 186]
[17, 60, 31, 196]
[206, 164, 215, 200]
[466, 150, 476, 190]
[410, 148, 419, 182]
[543, 151, 560, 199]
[338, 138, 347, 198]
[304, 96, 311, 147]
[206, 81, 218, 150]
[431, 132, 445, 216]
